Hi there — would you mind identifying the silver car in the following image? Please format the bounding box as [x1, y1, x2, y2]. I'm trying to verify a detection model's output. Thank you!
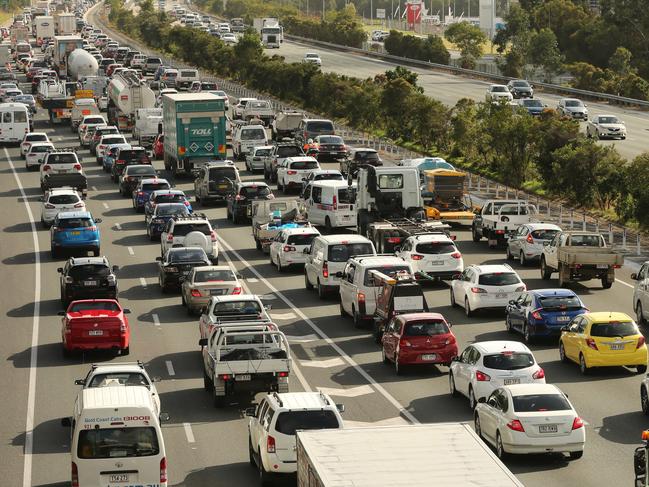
[506, 223, 562, 265]
[181, 266, 243, 314]
[557, 98, 588, 120]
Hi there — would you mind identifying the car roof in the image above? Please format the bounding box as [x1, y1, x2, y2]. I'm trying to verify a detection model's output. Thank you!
[411, 233, 454, 243]
[282, 227, 320, 235]
[318, 234, 372, 244]
[504, 383, 562, 397]
[311, 179, 349, 188]
[286, 156, 318, 163]
[523, 223, 561, 231]
[269, 392, 336, 410]
[124, 164, 154, 171]
[472, 340, 531, 354]
[350, 255, 408, 267]
[397, 312, 447, 322]
[469, 264, 515, 274]
[47, 188, 79, 195]
[240, 181, 268, 187]
[585, 311, 633, 323]
[529, 288, 578, 298]
[152, 189, 184, 196]
[29, 142, 53, 148]
[90, 363, 147, 375]
[211, 294, 262, 303]
[25, 132, 47, 137]
[58, 211, 92, 219]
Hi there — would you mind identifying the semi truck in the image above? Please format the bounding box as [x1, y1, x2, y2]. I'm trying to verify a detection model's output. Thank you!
[107, 70, 156, 131]
[296, 423, 524, 487]
[53, 35, 83, 77]
[67, 48, 98, 81]
[34, 15, 55, 43]
[55, 13, 76, 35]
[253, 17, 283, 48]
[162, 92, 227, 177]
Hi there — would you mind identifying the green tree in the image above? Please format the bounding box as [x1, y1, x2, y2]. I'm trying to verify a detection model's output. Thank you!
[494, 4, 531, 78]
[444, 21, 487, 70]
[534, 112, 581, 190]
[527, 28, 563, 81]
[609, 47, 635, 77]
[626, 153, 649, 227]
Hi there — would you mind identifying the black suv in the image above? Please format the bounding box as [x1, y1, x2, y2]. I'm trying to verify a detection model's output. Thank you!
[111, 147, 152, 183]
[340, 148, 383, 179]
[226, 181, 273, 224]
[156, 247, 210, 292]
[58, 256, 119, 306]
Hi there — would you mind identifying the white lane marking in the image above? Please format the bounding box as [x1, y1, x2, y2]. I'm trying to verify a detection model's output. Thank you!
[127, 246, 135, 255]
[616, 279, 634, 289]
[344, 416, 410, 428]
[91, 185, 97, 191]
[114, 223, 122, 230]
[152, 313, 160, 326]
[318, 385, 374, 398]
[270, 311, 297, 320]
[6, 148, 41, 487]
[300, 357, 346, 368]
[140, 277, 148, 288]
[165, 360, 175, 376]
[247, 277, 259, 283]
[102, 202, 109, 209]
[217, 235, 419, 424]
[183, 422, 195, 443]
[285, 334, 319, 343]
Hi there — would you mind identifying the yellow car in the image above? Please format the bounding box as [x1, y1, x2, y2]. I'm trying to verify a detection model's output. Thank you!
[559, 312, 647, 375]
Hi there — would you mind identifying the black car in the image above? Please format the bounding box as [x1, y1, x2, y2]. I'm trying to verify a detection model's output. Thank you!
[146, 202, 189, 240]
[507, 79, 534, 99]
[157, 247, 210, 292]
[314, 135, 348, 161]
[58, 256, 119, 306]
[340, 148, 383, 178]
[111, 147, 152, 183]
[226, 182, 274, 224]
[118, 164, 158, 196]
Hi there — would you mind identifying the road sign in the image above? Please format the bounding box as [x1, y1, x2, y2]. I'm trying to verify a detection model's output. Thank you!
[376, 8, 386, 19]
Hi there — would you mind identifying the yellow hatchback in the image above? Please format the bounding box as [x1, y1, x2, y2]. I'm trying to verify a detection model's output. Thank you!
[559, 312, 647, 375]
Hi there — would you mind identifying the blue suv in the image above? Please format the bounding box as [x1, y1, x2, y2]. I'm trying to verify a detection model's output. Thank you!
[50, 211, 102, 258]
[505, 289, 588, 343]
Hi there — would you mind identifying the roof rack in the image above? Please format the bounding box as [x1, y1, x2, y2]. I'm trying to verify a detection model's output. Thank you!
[91, 360, 144, 370]
[171, 212, 208, 221]
[319, 390, 331, 406]
[272, 392, 283, 407]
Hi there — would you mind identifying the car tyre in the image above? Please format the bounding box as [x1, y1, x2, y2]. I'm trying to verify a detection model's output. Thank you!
[468, 386, 476, 409]
[203, 370, 212, 392]
[464, 297, 473, 318]
[339, 302, 346, 317]
[519, 251, 527, 266]
[258, 453, 272, 486]
[540, 258, 551, 280]
[450, 288, 457, 307]
[638, 365, 648, 374]
[637, 302, 647, 326]
[559, 341, 568, 363]
[248, 438, 256, 467]
[569, 451, 583, 460]
[506, 245, 513, 260]
[449, 372, 458, 397]
[93, 247, 100, 257]
[122, 346, 130, 356]
[496, 432, 508, 460]
[394, 354, 402, 375]
[641, 386, 649, 415]
[601, 276, 613, 289]
[382, 347, 389, 364]
[471, 225, 481, 242]
[325, 216, 333, 234]
[523, 322, 533, 344]
[276, 256, 283, 273]
[474, 414, 483, 440]
[317, 279, 326, 300]
[579, 353, 589, 375]
[505, 315, 514, 333]
[304, 270, 313, 290]
[353, 308, 364, 329]
[62, 345, 72, 358]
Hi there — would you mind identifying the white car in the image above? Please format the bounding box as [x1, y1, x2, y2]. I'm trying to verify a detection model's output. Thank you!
[302, 52, 322, 66]
[449, 340, 546, 409]
[586, 114, 627, 140]
[450, 264, 525, 317]
[396, 233, 463, 280]
[77, 114, 106, 137]
[233, 97, 257, 119]
[25, 142, 54, 170]
[20, 131, 49, 158]
[474, 384, 584, 460]
[39, 151, 82, 183]
[221, 33, 237, 44]
[506, 223, 561, 265]
[159, 212, 219, 263]
[276, 156, 320, 193]
[96, 134, 127, 163]
[4, 88, 23, 102]
[486, 84, 514, 103]
[41, 188, 85, 226]
[269, 227, 321, 271]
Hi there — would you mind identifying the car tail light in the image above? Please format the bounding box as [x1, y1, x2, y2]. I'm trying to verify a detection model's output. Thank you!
[507, 420, 525, 432]
[515, 286, 526, 292]
[219, 373, 231, 380]
[495, 229, 505, 234]
[357, 291, 365, 303]
[191, 289, 201, 297]
[471, 287, 487, 294]
[572, 417, 584, 430]
[232, 286, 242, 295]
[411, 254, 424, 260]
[475, 370, 491, 381]
[64, 320, 72, 334]
[444, 336, 456, 345]
[44, 203, 55, 209]
[586, 338, 598, 350]
[400, 339, 412, 347]
[167, 233, 174, 242]
[43, 164, 51, 171]
[160, 457, 167, 483]
[532, 368, 545, 380]
[235, 194, 246, 200]
[283, 245, 296, 252]
[71, 462, 79, 487]
[73, 163, 81, 170]
[531, 308, 543, 320]
[120, 321, 127, 333]
[73, 202, 84, 208]
[287, 170, 297, 175]
[267, 435, 276, 453]
[278, 371, 288, 377]
[333, 194, 338, 210]
[322, 261, 329, 278]
[137, 191, 144, 196]
[450, 252, 461, 259]
[526, 234, 534, 244]
[638, 336, 646, 349]
[210, 230, 217, 242]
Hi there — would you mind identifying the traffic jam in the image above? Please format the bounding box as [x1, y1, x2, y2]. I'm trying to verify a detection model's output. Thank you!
[5, 1, 649, 487]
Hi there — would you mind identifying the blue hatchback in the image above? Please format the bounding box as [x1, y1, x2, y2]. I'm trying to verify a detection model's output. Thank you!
[132, 178, 171, 212]
[505, 289, 588, 343]
[50, 211, 102, 258]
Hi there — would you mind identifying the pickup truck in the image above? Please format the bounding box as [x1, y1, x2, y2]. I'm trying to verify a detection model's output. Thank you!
[540, 231, 623, 288]
[472, 199, 538, 248]
[242, 99, 274, 126]
[198, 294, 272, 339]
[251, 199, 307, 251]
[40, 172, 88, 198]
[271, 109, 303, 140]
[198, 325, 291, 407]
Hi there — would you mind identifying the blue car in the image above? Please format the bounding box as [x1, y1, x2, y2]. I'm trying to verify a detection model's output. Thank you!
[145, 203, 189, 240]
[517, 98, 547, 116]
[50, 211, 102, 258]
[132, 178, 171, 212]
[144, 189, 193, 217]
[505, 289, 588, 343]
[103, 143, 131, 173]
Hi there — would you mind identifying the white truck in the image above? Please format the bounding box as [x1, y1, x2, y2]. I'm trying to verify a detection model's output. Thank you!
[251, 199, 308, 252]
[471, 199, 539, 249]
[34, 15, 55, 41]
[56, 13, 76, 35]
[253, 17, 283, 48]
[271, 109, 303, 140]
[198, 325, 291, 407]
[296, 423, 524, 487]
[133, 107, 162, 147]
[242, 99, 274, 125]
[107, 70, 156, 131]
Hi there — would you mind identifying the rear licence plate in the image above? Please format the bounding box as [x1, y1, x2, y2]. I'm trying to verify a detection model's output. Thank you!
[88, 330, 103, 336]
[83, 280, 97, 286]
[496, 293, 507, 299]
[597, 264, 608, 269]
[539, 424, 558, 434]
[429, 261, 444, 266]
[236, 374, 251, 381]
[610, 344, 625, 350]
[421, 354, 437, 361]
[556, 316, 571, 322]
[210, 289, 226, 295]
[71, 231, 81, 236]
[108, 473, 129, 482]
[504, 378, 520, 385]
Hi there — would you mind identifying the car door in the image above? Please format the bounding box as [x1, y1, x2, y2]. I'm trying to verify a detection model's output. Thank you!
[453, 346, 474, 395]
[511, 226, 527, 255]
[562, 317, 583, 361]
[508, 293, 527, 330]
[479, 390, 504, 444]
[382, 318, 399, 357]
[270, 231, 284, 264]
[637, 264, 649, 319]
[309, 186, 323, 225]
[544, 233, 560, 269]
[305, 240, 321, 286]
[338, 261, 356, 315]
[249, 398, 268, 452]
[395, 238, 413, 265]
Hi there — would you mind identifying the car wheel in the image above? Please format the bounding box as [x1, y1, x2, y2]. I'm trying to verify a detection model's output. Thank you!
[579, 354, 589, 375]
[637, 302, 646, 326]
[596, 130, 602, 140]
[559, 341, 568, 363]
[474, 414, 483, 439]
[464, 297, 473, 318]
[203, 370, 212, 392]
[601, 276, 613, 289]
[472, 225, 481, 242]
[382, 347, 389, 364]
[339, 302, 346, 317]
[325, 216, 333, 234]
[93, 247, 100, 257]
[569, 451, 584, 460]
[641, 386, 649, 415]
[638, 365, 648, 374]
[353, 308, 364, 329]
[540, 258, 551, 280]
[282, 180, 288, 195]
[394, 354, 402, 375]
[468, 386, 476, 409]
[276, 256, 283, 273]
[51, 247, 58, 259]
[62, 344, 72, 358]
[523, 322, 533, 344]
[181, 292, 186, 307]
[304, 270, 313, 290]
[450, 288, 457, 307]
[496, 432, 508, 460]
[248, 438, 256, 467]
[258, 453, 272, 486]
[122, 346, 130, 356]
[159, 274, 168, 294]
[506, 245, 513, 260]
[317, 279, 326, 299]
[519, 251, 527, 266]
[449, 372, 458, 397]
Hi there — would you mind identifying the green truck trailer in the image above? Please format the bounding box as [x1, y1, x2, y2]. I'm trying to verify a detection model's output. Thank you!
[162, 92, 227, 177]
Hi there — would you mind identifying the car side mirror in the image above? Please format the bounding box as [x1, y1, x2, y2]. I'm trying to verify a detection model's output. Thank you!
[74, 379, 85, 385]
[451, 274, 461, 280]
[245, 406, 256, 417]
[394, 246, 401, 253]
[264, 304, 272, 311]
[57, 267, 63, 273]
[123, 308, 131, 314]
[112, 265, 119, 272]
[477, 397, 486, 404]
[631, 273, 638, 280]
[543, 241, 550, 246]
[561, 325, 569, 332]
[159, 412, 170, 422]
[236, 273, 243, 279]
[39, 195, 43, 201]
[57, 310, 65, 316]
[60, 417, 71, 427]
[155, 256, 162, 261]
[452, 356, 460, 362]
[336, 403, 345, 413]
[335, 271, 344, 278]
[508, 300, 516, 305]
[198, 338, 208, 347]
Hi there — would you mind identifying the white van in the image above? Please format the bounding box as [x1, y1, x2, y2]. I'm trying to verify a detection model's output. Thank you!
[0, 103, 30, 143]
[233, 124, 268, 160]
[302, 180, 357, 230]
[62, 386, 168, 487]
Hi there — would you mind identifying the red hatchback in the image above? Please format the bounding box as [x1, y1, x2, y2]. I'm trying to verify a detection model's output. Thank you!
[381, 312, 458, 374]
[60, 299, 131, 357]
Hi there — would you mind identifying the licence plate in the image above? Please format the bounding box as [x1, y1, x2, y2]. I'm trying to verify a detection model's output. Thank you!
[504, 378, 520, 385]
[71, 231, 81, 235]
[610, 344, 625, 350]
[210, 288, 226, 295]
[539, 424, 558, 434]
[496, 293, 507, 299]
[236, 374, 251, 381]
[421, 354, 437, 361]
[556, 316, 571, 322]
[108, 473, 129, 482]
[596, 264, 608, 269]
[83, 280, 97, 286]
[88, 330, 103, 336]
[429, 261, 444, 266]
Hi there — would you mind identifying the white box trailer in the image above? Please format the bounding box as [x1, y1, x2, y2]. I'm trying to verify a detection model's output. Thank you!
[296, 423, 524, 487]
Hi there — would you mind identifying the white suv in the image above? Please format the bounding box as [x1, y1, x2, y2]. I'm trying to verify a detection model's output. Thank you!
[39, 150, 82, 186]
[339, 255, 413, 327]
[450, 264, 525, 317]
[396, 233, 463, 280]
[40, 188, 85, 227]
[269, 227, 321, 272]
[304, 234, 376, 298]
[159, 212, 220, 264]
[277, 156, 321, 194]
[20, 131, 49, 158]
[246, 392, 344, 480]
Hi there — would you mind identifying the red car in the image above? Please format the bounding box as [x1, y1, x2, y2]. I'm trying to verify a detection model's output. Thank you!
[60, 299, 131, 357]
[381, 312, 458, 374]
[152, 133, 164, 159]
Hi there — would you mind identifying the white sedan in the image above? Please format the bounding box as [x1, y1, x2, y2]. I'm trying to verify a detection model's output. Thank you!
[586, 114, 627, 140]
[449, 340, 545, 409]
[486, 84, 513, 103]
[269, 227, 320, 271]
[474, 383, 585, 460]
[302, 52, 322, 66]
[20, 131, 49, 158]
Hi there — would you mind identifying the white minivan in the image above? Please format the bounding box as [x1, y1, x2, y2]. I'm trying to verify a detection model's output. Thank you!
[62, 386, 168, 487]
[0, 103, 30, 143]
[302, 180, 357, 231]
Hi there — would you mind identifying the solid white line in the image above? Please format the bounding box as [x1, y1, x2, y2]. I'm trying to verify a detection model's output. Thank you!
[217, 236, 419, 424]
[183, 422, 195, 443]
[616, 279, 634, 289]
[127, 246, 135, 255]
[165, 360, 175, 376]
[247, 277, 259, 283]
[152, 313, 160, 326]
[91, 185, 97, 191]
[140, 277, 148, 288]
[102, 202, 109, 209]
[6, 148, 41, 487]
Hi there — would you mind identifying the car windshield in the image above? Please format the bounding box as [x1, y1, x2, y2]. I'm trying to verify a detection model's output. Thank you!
[328, 243, 374, 262]
[277, 146, 302, 157]
[195, 269, 235, 282]
[48, 194, 79, 204]
[287, 233, 318, 246]
[241, 185, 271, 197]
[142, 182, 170, 191]
[274, 410, 339, 436]
[565, 100, 583, 107]
[26, 134, 47, 141]
[127, 167, 156, 176]
[523, 100, 543, 107]
[478, 273, 520, 286]
[69, 301, 120, 312]
[169, 249, 208, 262]
[538, 295, 582, 311]
[404, 320, 449, 336]
[173, 223, 211, 236]
[513, 394, 571, 412]
[77, 427, 159, 459]
[590, 321, 639, 337]
[180, 70, 196, 77]
[378, 174, 402, 189]
[318, 136, 342, 144]
[102, 136, 125, 145]
[306, 121, 333, 133]
[57, 218, 93, 228]
[569, 234, 603, 247]
[290, 160, 318, 170]
[513, 81, 529, 87]
[155, 204, 188, 217]
[599, 116, 619, 124]
[47, 153, 77, 164]
[155, 193, 186, 204]
[364, 266, 411, 286]
[354, 151, 379, 162]
[208, 167, 237, 183]
[530, 229, 559, 240]
[415, 242, 456, 254]
[492, 86, 507, 92]
[69, 264, 110, 279]
[31, 145, 52, 153]
[483, 352, 534, 370]
[241, 128, 266, 140]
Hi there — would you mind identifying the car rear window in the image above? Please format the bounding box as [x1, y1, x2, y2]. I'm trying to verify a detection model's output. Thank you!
[531, 229, 559, 240]
[69, 301, 120, 312]
[318, 136, 343, 144]
[483, 352, 534, 370]
[121, 149, 149, 163]
[277, 146, 302, 157]
[378, 174, 403, 189]
[241, 185, 271, 198]
[354, 151, 380, 162]
[364, 266, 411, 286]
[512, 394, 571, 412]
[209, 167, 237, 182]
[102, 136, 125, 146]
[31, 145, 52, 153]
[241, 128, 266, 140]
[77, 427, 159, 459]
[142, 182, 170, 191]
[274, 410, 339, 436]
[415, 242, 456, 254]
[290, 160, 318, 170]
[155, 193, 185, 204]
[173, 222, 211, 236]
[180, 70, 197, 77]
[47, 153, 77, 164]
[127, 166, 156, 176]
[69, 264, 110, 279]
[156, 204, 188, 217]
[590, 321, 639, 337]
[287, 233, 318, 246]
[305, 121, 334, 133]
[255, 148, 272, 156]
[57, 218, 93, 228]
[569, 234, 603, 247]
[316, 173, 344, 182]
[213, 301, 262, 315]
[403, 320, 449, 336]
[538, 295, 582, 311]
[195, 269, 235, 282]
[49, 194, 79, 204]
[169, 248, 208, 262]
[327, 243, 374, 262]
[84, 117, 104, 124]
[478, 273, 520, 286]
[26, 134, 47, 141]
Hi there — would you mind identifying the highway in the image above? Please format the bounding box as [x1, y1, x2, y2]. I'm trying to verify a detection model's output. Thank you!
[3, 8, 649, 487]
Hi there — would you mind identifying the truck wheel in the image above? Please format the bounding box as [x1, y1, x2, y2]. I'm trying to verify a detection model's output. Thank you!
[255, 238, 262, 251]
[602, 276, 613, 289]
[373, 322, 383, 344]
[214, 393, 226, 408]
[471, 225, 481, 242]
[317, 279, 326, 300]
[258, 454, 272, 486]
[558, 264, 567, 288]
[248, 438, 257, 467]
[203, 370, 212, 391]
[324, 216, 333, 233]
[540, 258, 551, 280]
